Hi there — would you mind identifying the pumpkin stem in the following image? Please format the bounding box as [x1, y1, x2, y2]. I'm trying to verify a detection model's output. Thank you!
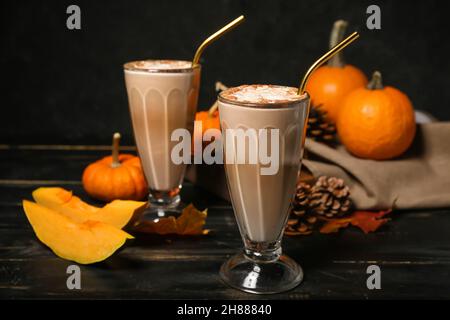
[367, 71, 384, 90]
[328, 20, 348, 68]
[208, 82, 229, 117]
[111, 132, 121, 168]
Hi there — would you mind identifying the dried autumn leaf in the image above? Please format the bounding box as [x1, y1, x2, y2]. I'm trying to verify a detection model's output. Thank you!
[319, 217, 352, 234]
[133, 216, 178, 235]
[320, 209, 392, 234]
[350, 209, 392, 234]
[133, 204, 209, 236]
[176, 204, 208, 235]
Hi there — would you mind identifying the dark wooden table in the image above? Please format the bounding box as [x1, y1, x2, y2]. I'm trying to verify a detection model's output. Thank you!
[1, 146, 449, 299]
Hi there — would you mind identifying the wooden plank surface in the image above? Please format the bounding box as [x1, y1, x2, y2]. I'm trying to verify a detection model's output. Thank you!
[0, 147, 450, 299]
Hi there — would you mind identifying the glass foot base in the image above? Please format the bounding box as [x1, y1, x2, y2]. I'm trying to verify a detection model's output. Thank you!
[220, 252, 303, 294]
[141, 206, 182, 221]
[143, 187, 182, 221]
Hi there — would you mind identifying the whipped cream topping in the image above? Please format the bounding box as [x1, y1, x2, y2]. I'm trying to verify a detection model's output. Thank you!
[125, 60, 193, 71]
[221, 85, 302, 104]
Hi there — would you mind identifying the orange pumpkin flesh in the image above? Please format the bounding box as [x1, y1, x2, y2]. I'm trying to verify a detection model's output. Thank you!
[337, 71, 416, 160]
[32, 187, 146, 229]
[82, 133, 148, 202]
[305, 20, 368, 122]
[22, 200, 133, 264]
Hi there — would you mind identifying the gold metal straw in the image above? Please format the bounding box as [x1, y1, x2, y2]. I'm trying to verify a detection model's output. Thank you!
[298, 31, 360, 94]
[192, 15, 245, 66]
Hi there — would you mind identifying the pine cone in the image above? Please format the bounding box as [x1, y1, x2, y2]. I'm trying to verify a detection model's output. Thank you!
[307, 104, 337, 144]
[286, 176, 353, 236]
[286, 182, 317, 235]
[291, 182, 310, 216]
[309, 176, 352, 218]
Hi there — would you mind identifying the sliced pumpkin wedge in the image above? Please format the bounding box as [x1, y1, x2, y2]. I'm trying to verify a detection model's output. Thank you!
[22, 200, 133, 264]
[32, 187, 146, 229]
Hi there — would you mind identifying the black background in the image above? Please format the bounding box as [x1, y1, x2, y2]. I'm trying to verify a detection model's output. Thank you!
[2, 0, 449, 145]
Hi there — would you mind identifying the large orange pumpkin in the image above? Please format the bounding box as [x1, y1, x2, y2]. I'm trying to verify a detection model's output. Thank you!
[306, 20, 368, 122]
[82, 133, 148, 201]
[337, 71, 416, 160]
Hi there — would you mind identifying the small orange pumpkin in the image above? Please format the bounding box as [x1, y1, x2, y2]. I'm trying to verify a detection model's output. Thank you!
[306, 20, 368, 122]
[193, 107, 220, 155]
[337, 71, 416, 160]
[195, 108, 220, 133]
[82, 133, 148, 201]
[193, 81, 226, 149]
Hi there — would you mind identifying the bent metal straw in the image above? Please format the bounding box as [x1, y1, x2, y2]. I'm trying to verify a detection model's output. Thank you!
[297, 31, 360, 149]
[192, 15, 245, 67]
[298, 31, 360, 94]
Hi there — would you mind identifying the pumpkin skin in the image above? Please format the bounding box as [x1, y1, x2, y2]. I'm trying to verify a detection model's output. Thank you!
[337, 71, 416, 160]
[82, 154, 148, 202]
[194, 110, 220, 145]
[306, 65, 368, 122]
[194, 82, 226, 137]
[22, 200, 133, 264]
[195, 110, 220, 133]
[32, 187, 146, 229]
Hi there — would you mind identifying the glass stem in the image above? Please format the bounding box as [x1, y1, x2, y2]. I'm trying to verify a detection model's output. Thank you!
[243, 239, 282, 263]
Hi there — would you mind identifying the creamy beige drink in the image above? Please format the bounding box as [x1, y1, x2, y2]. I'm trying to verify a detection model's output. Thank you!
[218, 84, 309, 294]
[124, 60, 201, 210]
[218, 85, 309, 243]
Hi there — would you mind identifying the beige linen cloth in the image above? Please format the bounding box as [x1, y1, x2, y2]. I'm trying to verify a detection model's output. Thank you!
[302, 122, 450, 210]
